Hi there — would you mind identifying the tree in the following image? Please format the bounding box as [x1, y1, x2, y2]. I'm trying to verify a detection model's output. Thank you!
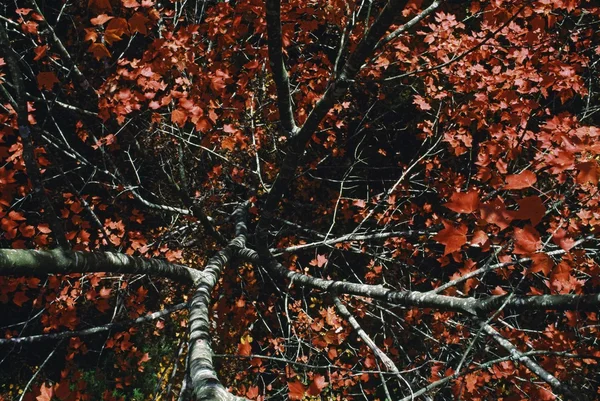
[0, 0, 599, 400]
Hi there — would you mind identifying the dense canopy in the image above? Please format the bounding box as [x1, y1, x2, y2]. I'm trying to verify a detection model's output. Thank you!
[0, 0, 600, 400]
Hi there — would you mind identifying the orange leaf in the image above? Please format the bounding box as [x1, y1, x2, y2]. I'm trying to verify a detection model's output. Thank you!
[122, 0, 141, 8]
[288, 380, 306, 401]
[433, 221, 468, 255]
[504, 170, 537, 190]
[88, 43, 111, 60]
[307, 374, 328, 396]
[529, 253, 553, 276]
[171, 109, 187, 127]
[246, 386, 259, 399]
[37, 72, 59, 90]
[90, 14, 113, 26]
[513, 225, 540, 255]
[480, 198, 513, 230]
[512, 196, 546, 226]
[129, 12, 149, 35]
[19, 224, 35, 238]
[221, 136, 236, 151]
[576, 161, 599, 185]
[33, 45, 48, 61]
[54, 380, 71, 401]
[13, 291, 29, 306]
[106, 17, 129, 36]
[37, 382, 54, 401]
[444, 190, 479, 214]
[238, 341, 252, 357]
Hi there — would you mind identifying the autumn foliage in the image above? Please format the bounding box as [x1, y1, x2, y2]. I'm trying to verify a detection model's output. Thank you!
[0, 0, 600, 400]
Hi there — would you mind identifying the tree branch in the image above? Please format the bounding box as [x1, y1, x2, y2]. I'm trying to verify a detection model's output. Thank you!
[265, 0, 298, 135]
[258, 0, 410, 231]
[0, 23, 69, 249]
[480, 321, 581, 400]
[0, 249, 201, 284]
[0, 302, 187, 345]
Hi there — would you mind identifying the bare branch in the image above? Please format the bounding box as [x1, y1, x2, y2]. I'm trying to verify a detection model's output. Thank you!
[0, 302, 187, 345]
[258, 0, 411, 232]
[375, 0, 442, 50]
[480, 321, 581, 400]
[265, 0, 298, 135]
[0, 249, 202, 284]
[0, 23, 69, 249]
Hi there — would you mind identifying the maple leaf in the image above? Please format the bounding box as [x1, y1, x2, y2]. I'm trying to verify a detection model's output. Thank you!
[413, 95, 432, 111]
[551, 228, 575, 251]
[513, 225, 540, 255]
[512, 196, 546, 226]
[88, 43, 111, 60]
[470, 230, 489, 248]
[307, 374, 328, 396]
[288, 380, 306, 400]
[106, 17, 129, 36]
[529, 253, 553, 276]
[37, 72, 60, 90]
[13, 291, 29, 306]
[433, 221, 468, 255]
[221, 137, 236, 151]
[246, 386, 259, 399]
[309, 254, 327, 268]
[480, 198, 513, 230]
[465, 373, 478, 393]
[576, 161, 599, 185]
[504, 170, 537, 190]
[171, 109, 187, 127]
[33, 45, 48, 61]
[18, 224, 35, 238]
[54, 380, 71, 401]
[37, 382, 54, 401]
[444, 190, 479, 214]
[129, 12, 149, 35]
[122, 0, 141, 8]
[90, 14, 113, 25]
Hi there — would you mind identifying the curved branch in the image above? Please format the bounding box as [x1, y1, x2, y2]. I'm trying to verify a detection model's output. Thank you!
[0, 302, 187, 345]
[265, 0, 298, 135]
[0, 249, 202, 284]
[258, 0, 411, 230]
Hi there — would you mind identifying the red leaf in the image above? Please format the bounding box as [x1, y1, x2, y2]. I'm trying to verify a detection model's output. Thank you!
[513, 225, 540, 255]
[288, 380, 306, 401]
[413, 95, 432, 111]
[309, 254, 327, 268]
[444, 190, 479, 214]
[129, 12, 149, 35]
[470, 230, 489, 248]
[512, 196, 546, 226]
[480, 198, 513, 230]
[551, 228, 575, 251]
[307, 374, 328, 396]
[55, 380, 71, 401]
[504, 170, 537, 190]
[13, 291, 29, 306]
[37, 383, 54, 401]
[171, 109, 187, 127]
[37, 72, 59, 90]
[246, 386, 259, 399]
[19, 224, 35, 238]
[88, 43, 111, 60]
[529, 253, 553, 276]
[576, 161, 598, 185]
[33, 45, 48, 61]
[433, 221, 468, 255]
[90, 14, 113, 25]
[221, 137, 236, 151]
[122, 0, 141, 8]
